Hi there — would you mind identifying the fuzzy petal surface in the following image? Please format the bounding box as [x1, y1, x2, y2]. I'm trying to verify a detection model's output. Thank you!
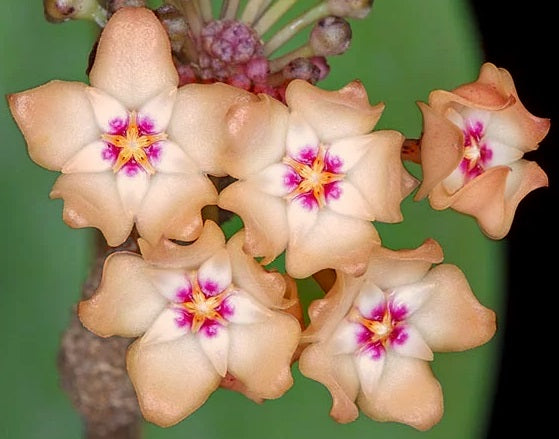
[8, 81, 99, 171]
[167, 82, 255, 176]
[410, 265, 496, 351]
[78, 252, 167, 337]
[50, 172, 133, 246]
[127, 336, 221, 427]
[89, 7, 178, 109]
[136, 173, 218, 245]
[357, 355, 443, 431]
[285, 79, 384, 141]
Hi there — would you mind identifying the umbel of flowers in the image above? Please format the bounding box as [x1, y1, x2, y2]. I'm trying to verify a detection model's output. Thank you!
[7, 2, 549, 431]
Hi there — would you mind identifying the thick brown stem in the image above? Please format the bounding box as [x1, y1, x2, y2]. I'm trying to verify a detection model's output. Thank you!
[58, 231, 143, 439]
[402, 138, 421, 164]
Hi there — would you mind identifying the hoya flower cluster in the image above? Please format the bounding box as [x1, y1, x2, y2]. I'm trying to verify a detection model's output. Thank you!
[8, 1, 549, 432]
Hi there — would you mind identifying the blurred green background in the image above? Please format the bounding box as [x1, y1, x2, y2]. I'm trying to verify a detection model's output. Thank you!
[0, 1, 503, 438]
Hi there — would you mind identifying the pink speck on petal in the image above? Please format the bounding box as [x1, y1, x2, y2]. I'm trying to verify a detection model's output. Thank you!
[102, 144, 118, 162]
[122, 160, 141, 176]
[368, 304, 386, 321]
[296, 192, 318, 210]
[146, 143, 162, 162]
[363, 341, 385, 360]
[389, 301, 408, 321]
[389, 325, 408, 346]
[108, 117, 127, 135]
[200, 279, 221, 297]
[296, 145, 318, 166]
[201, 321, 222, 338]
[325, 152, 343, 173]
[284, 167, 302, 191]
[175, 308, 192, 328]
[176, 286, 193, 303]
[138, 116, 155, 135]
[324, 181, 342, 202]
[216, 297, 234, 319]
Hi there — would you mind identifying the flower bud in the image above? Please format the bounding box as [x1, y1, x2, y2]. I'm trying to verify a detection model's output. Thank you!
[327, 0, 374, 19]
[283, 57, 322, 83]
[310, 16, 352, 56]
[107, 0, 146, 15]
[155, 4, 188, 53]
[43, 0, 106, 25]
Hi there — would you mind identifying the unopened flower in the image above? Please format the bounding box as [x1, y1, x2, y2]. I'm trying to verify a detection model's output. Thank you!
[162, 0, 372, 100]
[298, 239, 496, 430]
[414, 62, 550, 239]
[219, 79, 418, 278]
[78, 221, 301, 427]
[8, 7, 251, 246]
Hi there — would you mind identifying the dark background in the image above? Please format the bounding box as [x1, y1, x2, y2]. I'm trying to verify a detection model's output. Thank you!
[470, 2, 557, 437]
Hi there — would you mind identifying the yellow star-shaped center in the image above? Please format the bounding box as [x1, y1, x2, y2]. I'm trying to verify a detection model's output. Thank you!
[283, 144, 345, 208]
[101, 111, 168, 175]
[181, 280, 229, 333]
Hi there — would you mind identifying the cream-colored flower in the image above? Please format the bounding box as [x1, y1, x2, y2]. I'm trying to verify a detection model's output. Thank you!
[219, 79, 417, 278]
[415, 62, 550, 239]
[8, 7, 251, 246]
[298, 239, 496, 430]
[78, 221, 301, 427]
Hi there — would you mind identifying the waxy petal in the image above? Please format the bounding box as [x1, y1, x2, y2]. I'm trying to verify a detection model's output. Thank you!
[127, 336, 221, 427]
[8, 80, 99, 170]
[410, 265, 496, 352]
[89, 7, 178, 110]
[85, 87, 129, 132]
[389, 324, 433, 361]
[141, 308, 189, 345]
[152, 141, 199, 174]
[138, 87, 177, 133]
[287, 200, 319, 245]
[357, 355, 443, 431]
[299, 342, 360, 423]
[450, 63, 550, 151]
[327, 135, 376, 173]
[285, 112, 319, 160]
[286, 210, 380, 278]
[50, 172, 133, 246]
[197, 248, 232, 296]
[355, 351, 385, 399]
[326, 180, 375, 221]
[78, 252, 167, 338]
[62, 140, 113, 173]
[139, 220, 226, 270]
[227, 312, 301, 399]
[144, 267, 191, 302]
[285, 79, 384, 141]
[430, 162, 548, 239]
[329, 321, 361, 355]
[168, 82, 255, 176]
[348, 130, 417, 223]
[223, 92, 289, 178]
[252, 163, 294, 197]
[354, 282, 385, 318]
[415, 102, 464, 200]
[198, 327, 229, 377]
[363, 240, 444, 290]
[226, 231, 288, 308]
[136, 173, 218, 245]
[116, 169, 150, 216]
[219, 181, 288, 265]
[226, 290, 273, 324]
